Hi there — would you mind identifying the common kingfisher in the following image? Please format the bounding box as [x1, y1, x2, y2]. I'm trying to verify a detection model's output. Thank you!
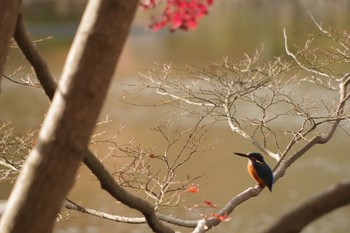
[234, 152, 274, 192]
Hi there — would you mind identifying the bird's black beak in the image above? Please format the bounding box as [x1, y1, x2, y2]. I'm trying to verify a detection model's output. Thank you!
[233, 152, 249, 158]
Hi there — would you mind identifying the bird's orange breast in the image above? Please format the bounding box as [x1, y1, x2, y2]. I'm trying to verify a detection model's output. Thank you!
[247, 161, 266, 187]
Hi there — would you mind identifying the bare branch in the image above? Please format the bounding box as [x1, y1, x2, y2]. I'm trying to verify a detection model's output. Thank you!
[275, 64, 350, 172]
[283, 28, 333, 80]
[107, 115, 215, 209]
[136, 55, 289, 161]
[0, 0, 21, 91]
[192, 185, 263, 232]
[223, 98, 279, 160]
[2, 73, 41, 88]
[14, 14, 57, 100]
[65, 198, 199, 228]
[262, 180, 350, 233]
[0, 122, 36, 177]
[130, 22, 350, 232]
[64, 199, 147, 224]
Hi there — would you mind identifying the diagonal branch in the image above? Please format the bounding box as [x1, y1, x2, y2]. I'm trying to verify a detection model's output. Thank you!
[192, 185, 263, 233]
[14, 14, 57, 100]
[262, 180, 350, 233]
[283, 28, 333, 80]
[274, 69, 350, 174]
[223, 97, 280, 161]
[276, 75, 349, 170]
[0, 0, 22, 91]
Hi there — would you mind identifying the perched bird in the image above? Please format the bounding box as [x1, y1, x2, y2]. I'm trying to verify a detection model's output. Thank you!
[234, 152, 274, 192]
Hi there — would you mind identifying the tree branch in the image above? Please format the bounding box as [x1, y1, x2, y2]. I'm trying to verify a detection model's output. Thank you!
[223, 98, 279, 160]
[134, 43, 349, 232]
[275, 72, 350, 177]
[83, 150, 175, 233]
[0, 0, 22, 92]
[0, 1, 140, 233]
[64, 198, 198, 228]
[64, 199, 147, 224]
[192, 185, 263, 233]
[13, 14, 57, 100]
[262, 180, 350, 233]
[283, 28, 333, 80]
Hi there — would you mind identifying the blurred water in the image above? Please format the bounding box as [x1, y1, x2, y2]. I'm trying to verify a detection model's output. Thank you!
[1, 1, 350, 232]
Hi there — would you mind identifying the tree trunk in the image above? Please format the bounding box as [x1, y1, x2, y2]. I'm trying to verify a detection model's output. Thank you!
[262, 180, 350, 233]
[0, 0, 22, 92]
[0, 1, 138, 233]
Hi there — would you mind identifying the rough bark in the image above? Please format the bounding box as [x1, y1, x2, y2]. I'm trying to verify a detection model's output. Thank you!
[262, 180, 350, 233]
[0, 1, 138, 233]
[0, 0, 22, 92]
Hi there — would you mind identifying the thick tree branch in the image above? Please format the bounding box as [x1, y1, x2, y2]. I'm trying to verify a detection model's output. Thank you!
[0, 0, 22, 92]
[14, 14, 57, 100]
[0, 1, 139, 233]
[262, 180, 350, 233]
